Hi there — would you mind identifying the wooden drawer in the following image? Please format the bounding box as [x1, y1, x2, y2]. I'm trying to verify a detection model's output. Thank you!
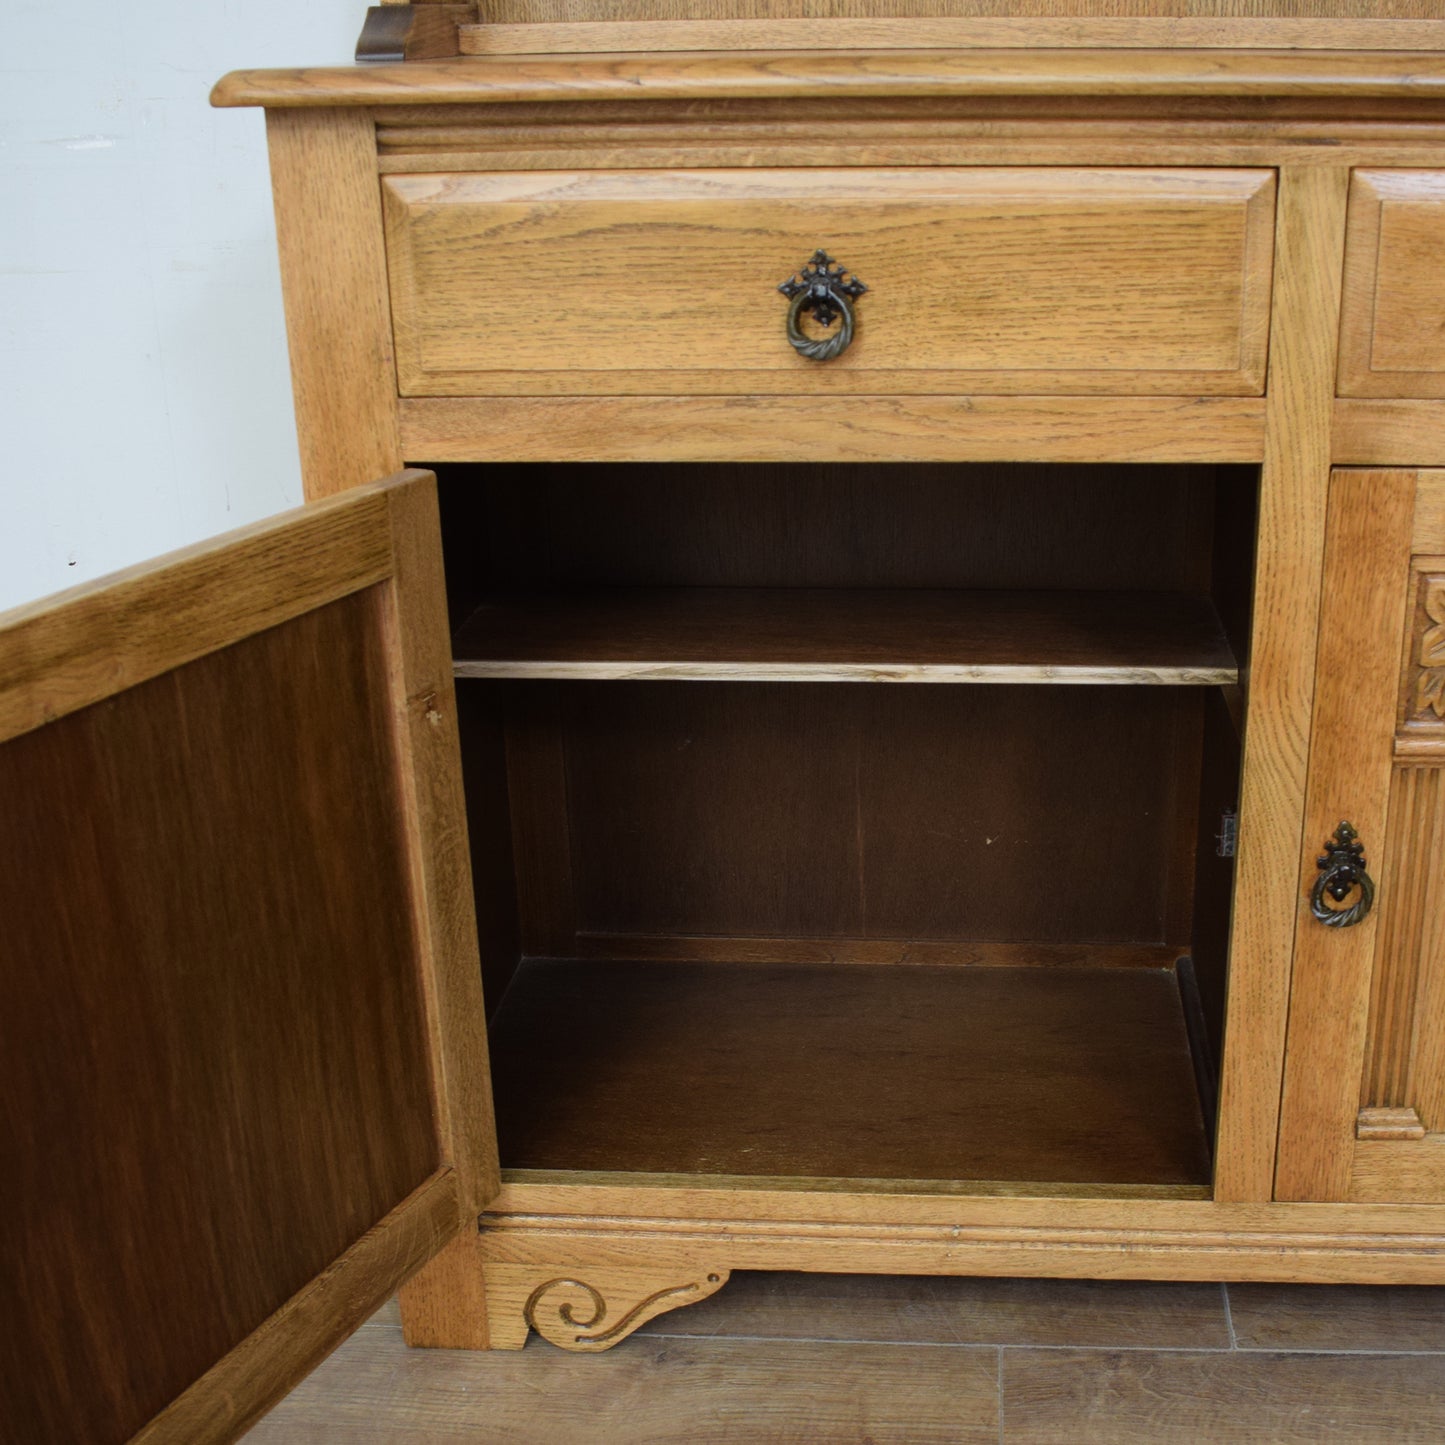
[382, 168, 1276, 398]
[1340, 171, 1445, 399]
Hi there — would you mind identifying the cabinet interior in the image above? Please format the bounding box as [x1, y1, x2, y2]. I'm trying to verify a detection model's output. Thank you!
[434, 461, 1258, 1197]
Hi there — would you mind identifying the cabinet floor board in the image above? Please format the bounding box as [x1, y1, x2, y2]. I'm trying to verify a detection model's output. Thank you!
[487, 957, 1213, 1187]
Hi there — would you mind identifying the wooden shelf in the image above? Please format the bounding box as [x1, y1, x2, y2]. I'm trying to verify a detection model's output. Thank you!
[452, 588, 1237, 685]
[488, 957, 1213, 1190]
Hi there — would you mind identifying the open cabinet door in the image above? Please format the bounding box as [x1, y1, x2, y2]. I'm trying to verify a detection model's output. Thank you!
[0, 471, 496, 1443]
[1276, 468, 1445, 1203]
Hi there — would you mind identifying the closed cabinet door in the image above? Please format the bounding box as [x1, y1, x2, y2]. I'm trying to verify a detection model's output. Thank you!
[1277, 468, 1445, 1203]
[0, 471, 497, 1443]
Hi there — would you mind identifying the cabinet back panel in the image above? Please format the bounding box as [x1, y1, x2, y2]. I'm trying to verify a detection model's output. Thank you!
[436, 462, 1224, 615]
[506, 680, 1197, 948]
[0, 594, 438, 1445]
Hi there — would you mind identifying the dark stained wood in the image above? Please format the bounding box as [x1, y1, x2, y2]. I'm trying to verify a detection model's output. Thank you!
[1002, 1347, 1445, 1443]
[857, 685, 1197, 944]
[453, 681, 522, 1016]
[355, 5, 469, 63]
[487, 958, 1213, 1186]
[452, 587, 1237, 684]
[558, 681, 864, 941]
[1189, 687, 1244, 1074]
[434, 461, 1227, 594]
[0, 593, 439, 1445]
[538, 682, 1201, 948]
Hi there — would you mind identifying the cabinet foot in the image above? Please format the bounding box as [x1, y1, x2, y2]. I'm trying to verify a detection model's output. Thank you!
[398, 1230, 730, 1351]
[485, 1264, 731, 1352]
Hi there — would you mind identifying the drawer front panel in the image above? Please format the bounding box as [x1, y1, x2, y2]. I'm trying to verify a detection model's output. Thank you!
[382, 168, 1276, 397]
[1341, 171, 1445, 399]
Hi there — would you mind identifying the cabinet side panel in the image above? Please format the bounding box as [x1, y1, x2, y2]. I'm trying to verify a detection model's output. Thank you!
[267, 108, 403, 498]
[0, 592, 438, 1445]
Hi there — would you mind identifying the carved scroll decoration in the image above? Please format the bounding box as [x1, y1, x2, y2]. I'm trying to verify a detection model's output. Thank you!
[522, 1270, 728, 1352]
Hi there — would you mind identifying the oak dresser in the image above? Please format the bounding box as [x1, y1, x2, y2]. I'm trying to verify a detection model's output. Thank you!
[10, 3, 1445, 1440]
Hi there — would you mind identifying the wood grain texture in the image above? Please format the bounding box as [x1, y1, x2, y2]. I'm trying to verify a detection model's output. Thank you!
[436, 460, 1226, 594]
[465, 1, 1445, 20]
[0, 489, 391, 741]
[451, 587, 1238, 684]
[1357, 1105, 1428, 1140]
[1275, 470, 1418, 1202]
[398, 1228, 493, 1349]
[1002, 1347, 1445, 1444]
[1340, 170, 1445, 399]
[400, 394, 1267, 463]
[633, 1269, 1233, 1348]
[383, 167, 1274, 397]
[1230, 1278, 1445, 1351]
[245, 1323, 1002, 1443]
[212, 51, 1445, 111]
[528, 681, 1199, 947]
[134, 1175, 460, 1445]
[482, 1263, 730, 1350]
[460, 17, 1445, 53]
[0, 593, 439, 1444]
[0, 472, 496, 1443]
[1334, 399, 1445, 466]
[381, 479, 500, 1211]
[267, 109, 402, 500]
[1212, 165, 1349, 1204]
[1361, 769, 1445, 1121]
[487, 958, 1212, 1186]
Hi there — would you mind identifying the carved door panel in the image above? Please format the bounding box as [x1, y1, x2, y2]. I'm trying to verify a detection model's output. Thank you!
[1276, 468, 1445, 1202]
[0, 471, 497, 1443]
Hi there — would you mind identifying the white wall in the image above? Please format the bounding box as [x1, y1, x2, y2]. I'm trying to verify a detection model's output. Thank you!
[0, 0, 364, 613]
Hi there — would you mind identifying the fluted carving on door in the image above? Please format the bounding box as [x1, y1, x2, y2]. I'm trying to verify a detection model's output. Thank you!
[1359, 766, 1445, 1138]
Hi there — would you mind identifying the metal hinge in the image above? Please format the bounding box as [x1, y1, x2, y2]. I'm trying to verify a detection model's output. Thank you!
[1216, 809, 1239, 859]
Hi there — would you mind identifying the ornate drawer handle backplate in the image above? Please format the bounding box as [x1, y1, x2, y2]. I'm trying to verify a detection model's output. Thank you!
[1310, 821, 1376, 928]
[778, 250, 868, 361]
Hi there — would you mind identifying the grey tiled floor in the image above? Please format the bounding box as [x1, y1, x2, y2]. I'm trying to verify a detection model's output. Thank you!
[246, 1273, 1445, 1443]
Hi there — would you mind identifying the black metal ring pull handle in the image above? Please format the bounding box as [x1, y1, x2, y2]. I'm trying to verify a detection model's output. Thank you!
[1310, 821, 1376, 928]
[778, 250, 867, 362]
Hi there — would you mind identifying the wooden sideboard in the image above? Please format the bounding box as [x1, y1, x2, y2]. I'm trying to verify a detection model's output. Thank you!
[11, 7, 1445, 1442]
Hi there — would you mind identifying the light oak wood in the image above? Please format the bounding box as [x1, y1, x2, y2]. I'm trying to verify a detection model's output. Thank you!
[381, 478, 499, 1212]
[212, 51, 1445, 111]
[267, 109, 402, 500]
[398, 1230, 494, 1349]
[1339, 171, 1445, 399]
[460, 18, 1445, 54]
[482, 1264, 731, 1351]
[468, 1, 1445, 20]
[399, 395, 1267, 463]
[1274, 470, 1418, 1202]
[1361, 768, 1445, 1115]
[1356, 1105, 1427, 1140]
[1212, 166, 1349, 1203]
[383, 166, 1274, 397]
[1334, 399, 1445, 466]
[451, 588, 1237, 684]
[370, 95, 1445, 178]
